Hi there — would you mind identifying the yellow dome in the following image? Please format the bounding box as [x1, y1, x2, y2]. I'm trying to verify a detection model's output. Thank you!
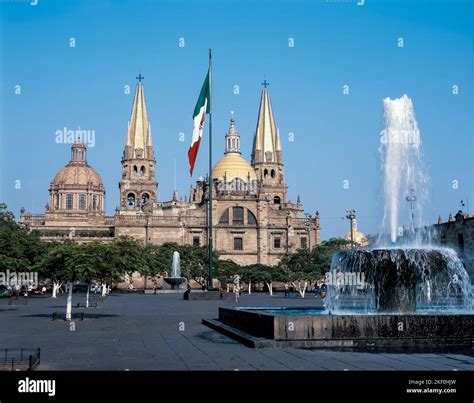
[53, 163, 103, 188]
[344, 230, 368, 245]
[212, 154, 257, 182]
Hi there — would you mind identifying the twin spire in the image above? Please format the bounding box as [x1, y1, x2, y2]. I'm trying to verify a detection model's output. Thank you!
[251, 80, 282, 165]
[126, 76, 153, 160]
[124, 76, 281, 165]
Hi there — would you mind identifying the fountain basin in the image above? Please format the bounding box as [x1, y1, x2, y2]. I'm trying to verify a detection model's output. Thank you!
[329, 248, 471, 313]
[163, 277, 185, 290]
[203, 307, 474, 349]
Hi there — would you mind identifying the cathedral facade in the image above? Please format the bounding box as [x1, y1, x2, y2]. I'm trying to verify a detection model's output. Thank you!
[21, 79, 320, 266]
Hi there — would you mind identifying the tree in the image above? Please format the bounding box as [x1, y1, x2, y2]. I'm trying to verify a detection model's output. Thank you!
[35, 242, 75, 298]
[142, 244, 165, 289]
[67, 242, 105, 307]
[0, 204, 46, 275]
[215, 260, 240, 291]
[97, 243, 126, 295]
[278, 238, 352, 298]
[35, 242, 78, 319]
[153, 242, 219, 288]
[108, 236, 147, 291]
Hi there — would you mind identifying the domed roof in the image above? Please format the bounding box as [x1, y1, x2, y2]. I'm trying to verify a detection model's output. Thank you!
[53, 163, 103, 188]
[343, 230, 368, 245]
[212, 115, 257, 182]
[51, 140, 103, 189]
[212, 154, 257, 182]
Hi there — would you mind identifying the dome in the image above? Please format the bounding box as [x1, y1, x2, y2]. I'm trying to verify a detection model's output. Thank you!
[343, 230, 368, 246]
[212, 154, 257, 182]
[48, 141, 105, 214]
[52, 163, 103, 188]
[51, 140, 104, 190]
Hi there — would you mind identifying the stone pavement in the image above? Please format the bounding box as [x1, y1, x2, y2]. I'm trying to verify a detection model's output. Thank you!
[1, 292, 473, 371]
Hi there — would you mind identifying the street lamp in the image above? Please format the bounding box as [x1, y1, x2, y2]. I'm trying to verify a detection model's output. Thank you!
[405, 186, 417, 235]
[304, 213, 313, 250]
[346, 208, 356, 248]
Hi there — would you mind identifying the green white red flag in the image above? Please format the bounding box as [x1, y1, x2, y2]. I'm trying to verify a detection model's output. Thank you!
[188, 71, 210, 176]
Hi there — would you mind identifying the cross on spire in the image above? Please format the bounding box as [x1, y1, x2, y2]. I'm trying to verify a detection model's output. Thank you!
[261, 79, 269, 88]
[136, 73, 144, 82]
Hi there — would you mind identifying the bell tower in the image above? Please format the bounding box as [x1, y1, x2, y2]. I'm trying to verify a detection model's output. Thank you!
[251, 80, 287, 204]
[119, 74, 158, 211]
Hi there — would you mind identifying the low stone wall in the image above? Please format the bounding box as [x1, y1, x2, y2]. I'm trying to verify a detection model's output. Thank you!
[219, 308, 276, 338]
[218, 307, 474, 344]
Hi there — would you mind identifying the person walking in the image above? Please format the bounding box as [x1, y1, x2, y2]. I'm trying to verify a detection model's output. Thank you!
[234, 283, 240, 303]
[284, 282, 289, 298]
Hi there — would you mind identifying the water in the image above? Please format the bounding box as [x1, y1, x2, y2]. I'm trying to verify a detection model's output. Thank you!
[326, 247, 472, 314]
[239, 307, 329, 316]
[171, 251, 181, 278]
[325, 95, 472, 314]
[379, 95, 429, 245]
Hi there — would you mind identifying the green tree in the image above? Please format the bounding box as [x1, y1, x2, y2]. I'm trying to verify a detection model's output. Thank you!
[215, 259, 240, 290]
[35, 241, 75, 298]
[278, 238, 352, 297]
[0, 204, 46, 273]
[67, 242, 107, 307]
[110, 236, 147, 290]
[152, 242, 219, 288]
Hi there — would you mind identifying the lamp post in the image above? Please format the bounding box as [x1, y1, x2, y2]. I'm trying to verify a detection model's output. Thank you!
[286, 211, 291, 256]
[304, 213, 313, 250]
[405, 186, 417, 235]
[346, 208, 356, 248]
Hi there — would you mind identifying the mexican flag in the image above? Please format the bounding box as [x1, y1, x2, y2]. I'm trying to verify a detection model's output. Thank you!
[188, 71, 210, 176]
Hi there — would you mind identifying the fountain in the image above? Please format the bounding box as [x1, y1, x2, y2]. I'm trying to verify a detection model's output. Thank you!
[326, 95, 471, 314]
[327, 247, 471, 314]
[163, 251, 185, 290]
[204, 95, 473, 349]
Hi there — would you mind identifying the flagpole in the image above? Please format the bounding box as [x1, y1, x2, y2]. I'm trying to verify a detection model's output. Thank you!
[208, 48, 214, 291]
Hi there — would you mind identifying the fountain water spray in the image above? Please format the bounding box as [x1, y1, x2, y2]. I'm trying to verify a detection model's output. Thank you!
[325, 95, 472, 314]
[171, 251, 181, 278]
[163, 251, 185, 290]
[379, 95, 428, 245]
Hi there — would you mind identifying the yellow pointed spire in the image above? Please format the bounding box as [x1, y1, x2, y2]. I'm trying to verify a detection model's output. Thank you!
[252, 80, 280, 164]
[126, 75, 152, 159]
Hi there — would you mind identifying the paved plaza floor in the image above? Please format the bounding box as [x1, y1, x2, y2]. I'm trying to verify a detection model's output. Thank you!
[1, 292, 473, 371]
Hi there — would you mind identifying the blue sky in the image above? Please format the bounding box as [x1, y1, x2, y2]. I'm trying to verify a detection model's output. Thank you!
[0, 0, 473, 240]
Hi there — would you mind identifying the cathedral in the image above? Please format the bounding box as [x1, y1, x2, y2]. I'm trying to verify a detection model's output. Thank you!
[20, 78, 321, 266]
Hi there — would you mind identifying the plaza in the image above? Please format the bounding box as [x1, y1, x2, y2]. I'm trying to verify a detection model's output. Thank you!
[1, 293, 473, 371]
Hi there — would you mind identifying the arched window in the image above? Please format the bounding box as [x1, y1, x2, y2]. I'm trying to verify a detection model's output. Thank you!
[247, 210, 257, 225]
[66, 194, 73, 210]
[219, 209, 229, 224]
[233, 206, 244, 225]
[273, 196, 281, 204]
[141, 193, 150, 206]
[79, 194, 87, 211]
[55, 194, 59, 209]
[264, 169, 269, 178]
[93, 195, 98, 210]
[271, 169, 276, 178]
[140, 166, 145, 176]
[127, 193, 136, 208]
[133, 165, 138, 174]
